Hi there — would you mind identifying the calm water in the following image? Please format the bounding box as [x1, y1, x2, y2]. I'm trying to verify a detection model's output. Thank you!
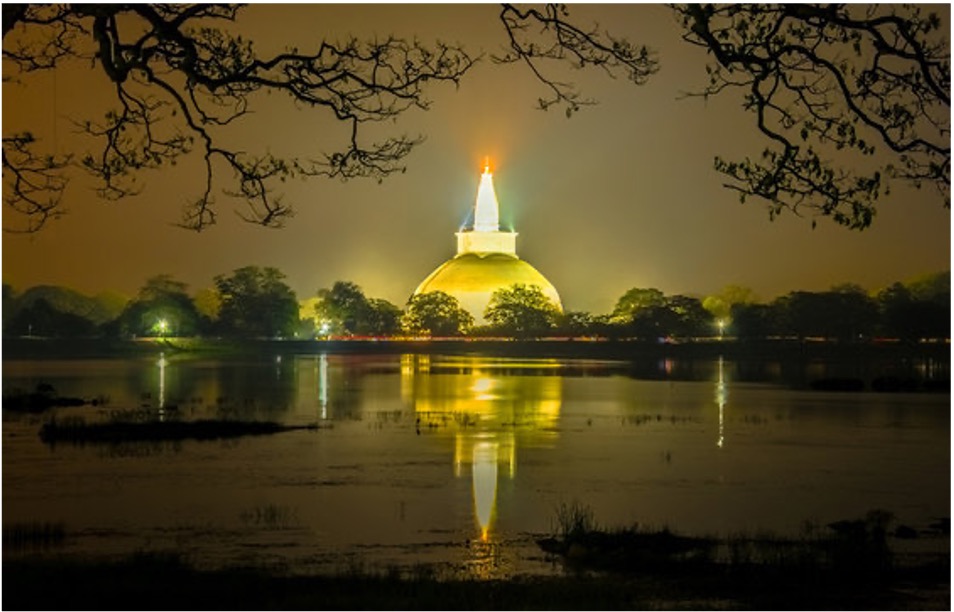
[3, 353, 950, 578]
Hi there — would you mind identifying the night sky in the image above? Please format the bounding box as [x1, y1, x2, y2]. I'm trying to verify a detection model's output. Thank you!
[3, 4, 950, 314]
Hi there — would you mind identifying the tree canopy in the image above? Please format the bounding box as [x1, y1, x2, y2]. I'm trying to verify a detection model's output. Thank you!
[484, 283, 561, 338]
[403, 291, 474, 337]
[214, 266, 299, 338]
[6, 4, 944, 233]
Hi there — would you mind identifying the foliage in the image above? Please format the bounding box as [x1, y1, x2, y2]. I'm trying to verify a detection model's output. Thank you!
[315, 281, 371, 336]
[484, 283, 561, 338]
[702, 284, 757, 322]
[214, 266, 299, 338]
[10, 284, 121, 326]
[774, 286, 879, 341]
[365, 298, 403, 337]
[8, 297, 97, 337]
[876, 275, 950, 341]
[117, 274, 203, 337]
[612, 288, 713, 339]
[610, 287, 666, 324]
[402, 291, 473, 336]
[674, 4, 950, 229]
[313, 281, 401, 337]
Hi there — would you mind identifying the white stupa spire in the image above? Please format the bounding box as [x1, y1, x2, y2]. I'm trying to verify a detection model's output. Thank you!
[473, 161, 500, 232]
[456, 159, 517, 256]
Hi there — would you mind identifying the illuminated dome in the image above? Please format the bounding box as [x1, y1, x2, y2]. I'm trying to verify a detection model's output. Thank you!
[414, 163, 562, 324]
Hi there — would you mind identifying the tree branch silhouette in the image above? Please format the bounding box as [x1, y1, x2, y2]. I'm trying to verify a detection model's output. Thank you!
[675, 4, 949, 229]
[2, 4, 477, 231]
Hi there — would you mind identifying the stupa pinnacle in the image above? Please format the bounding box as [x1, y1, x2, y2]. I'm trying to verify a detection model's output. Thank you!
[413, 161, 562, 324]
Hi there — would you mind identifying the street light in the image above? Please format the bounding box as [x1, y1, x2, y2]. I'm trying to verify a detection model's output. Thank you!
[717, 319, 726, 339]
[158, 319, 168, 337]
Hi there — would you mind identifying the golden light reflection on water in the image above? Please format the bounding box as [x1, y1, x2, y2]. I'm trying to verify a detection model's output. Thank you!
[401, 354, 561, 545]
[716, 356, 727, 448]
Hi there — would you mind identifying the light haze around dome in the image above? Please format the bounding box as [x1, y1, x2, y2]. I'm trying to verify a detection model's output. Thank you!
[413, 165, 562, 324]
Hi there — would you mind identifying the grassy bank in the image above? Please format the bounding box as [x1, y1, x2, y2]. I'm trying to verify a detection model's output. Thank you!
[3, 547, 947, 610]
[4, 505, 949, 610]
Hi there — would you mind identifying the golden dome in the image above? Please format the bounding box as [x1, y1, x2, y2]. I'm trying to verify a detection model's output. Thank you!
[413, 164, 562, 324]
[414, 252, 562, 324]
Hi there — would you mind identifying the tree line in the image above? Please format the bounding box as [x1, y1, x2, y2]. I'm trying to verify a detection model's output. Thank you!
[2, 268, 949, 343]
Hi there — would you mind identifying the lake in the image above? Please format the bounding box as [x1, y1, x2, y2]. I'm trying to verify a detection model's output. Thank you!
[3, 351, 950, 578]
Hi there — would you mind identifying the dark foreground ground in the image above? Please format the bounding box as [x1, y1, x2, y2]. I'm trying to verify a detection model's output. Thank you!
[3, 551, 949, 611]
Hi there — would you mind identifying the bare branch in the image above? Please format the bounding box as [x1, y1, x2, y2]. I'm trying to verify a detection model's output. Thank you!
[3, 4, 477, 230]
[674, 3, 950, 229]
[494, 4, 658, 115]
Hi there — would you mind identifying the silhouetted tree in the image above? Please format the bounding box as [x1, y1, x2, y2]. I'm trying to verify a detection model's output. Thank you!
[403, 291, 474, 336]
[2, 283, 15, 331]
[730, 302, 776, 340]
[485, 283, 561, 338]
[9, 297, 96, 337]
[214, 267, 298, 338]
[366, 298, 402, 337]
[876, 274, 950, 341]
[315, 281, 371, 336]
[702, 284, 757, 327]
[119, 274, 202, 337]
[610, 287, 666, 325]
[11, 284, 122, 327]
[664, 294, 713, 338]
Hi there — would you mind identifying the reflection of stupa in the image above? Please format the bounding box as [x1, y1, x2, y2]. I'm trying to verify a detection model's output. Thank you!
[414, 163, 562, 324]
[401, 355, 562, 541]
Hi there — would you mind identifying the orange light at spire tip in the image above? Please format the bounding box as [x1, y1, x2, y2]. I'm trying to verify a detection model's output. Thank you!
[483, 156, 492, 175]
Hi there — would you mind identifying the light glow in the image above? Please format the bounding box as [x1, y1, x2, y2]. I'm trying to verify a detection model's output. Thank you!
[473, 165, 500, 232]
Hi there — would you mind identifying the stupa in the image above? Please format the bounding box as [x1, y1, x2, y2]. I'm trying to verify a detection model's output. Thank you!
[413, 162, 562, 324]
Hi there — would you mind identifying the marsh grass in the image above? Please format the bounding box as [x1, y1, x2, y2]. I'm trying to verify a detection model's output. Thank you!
[239, 504, 298, 530]
[3, 521, 66, 551]
[39, 417, 318, 445]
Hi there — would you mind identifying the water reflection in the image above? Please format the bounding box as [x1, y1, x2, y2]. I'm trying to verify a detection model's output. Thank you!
[716, 356, 726, 448]
[401, 355, 562, 542]
[318, 353, 328, 420]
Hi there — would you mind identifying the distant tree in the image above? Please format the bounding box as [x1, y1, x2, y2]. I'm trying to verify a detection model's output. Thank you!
[9, 297, 97, 337]
[193, 288, 222, 321]
[774, 287, 877, 342]
[610, 287, 666, 325]
[702, 285, 757, 326]
[315, 281, 371, 336]
[9, 284, 120, 329]
[664, 295, 713, 338]
[214, 267, 298, 338]
[905, 270, 951, 303]
[366, 298, 402, 337]
[118, 274, 202, 336]
[876, 276, 950, 341]
[403, 291, 474, 337]
[730, 302, 776, 340]
[2, 283, 16, 331]
[672, 4, 949, 229]
[828, 284, 879, 341]
[554, 310, 604, 337]
[485, 283, 561, 338]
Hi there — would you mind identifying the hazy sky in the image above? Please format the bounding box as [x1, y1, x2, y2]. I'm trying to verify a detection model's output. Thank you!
[3, 4, 950, 314]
